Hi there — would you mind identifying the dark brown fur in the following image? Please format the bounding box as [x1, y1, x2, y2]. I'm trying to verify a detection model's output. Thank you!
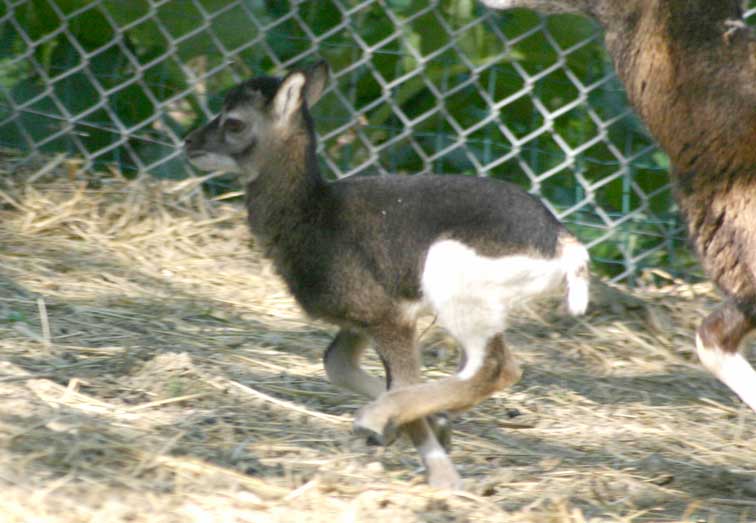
[602, 2, 756, 313]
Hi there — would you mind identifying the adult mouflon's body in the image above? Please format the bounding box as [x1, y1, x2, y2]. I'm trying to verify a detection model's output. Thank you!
[184, 61, 589, 488]
[482, 0, 756, 413]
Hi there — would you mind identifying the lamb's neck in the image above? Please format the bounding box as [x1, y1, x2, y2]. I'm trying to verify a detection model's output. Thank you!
[244, 135, 327, 243]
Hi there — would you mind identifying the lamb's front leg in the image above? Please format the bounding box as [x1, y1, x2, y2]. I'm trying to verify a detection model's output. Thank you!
[355, 333, 520, 463]
[353, 323, 461, 490]
[324, 327, 453, 451]
[324, 329, 384, 398]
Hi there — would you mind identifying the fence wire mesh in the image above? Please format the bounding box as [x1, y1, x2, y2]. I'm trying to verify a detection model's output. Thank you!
[2, 1, 755, 282]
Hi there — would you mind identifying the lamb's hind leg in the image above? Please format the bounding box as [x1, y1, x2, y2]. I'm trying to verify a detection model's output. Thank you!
[324, 328, 453, 450]
[696, 299, 756, 412]
[354, 333, 521, 463]
[354, 323, 461, 489]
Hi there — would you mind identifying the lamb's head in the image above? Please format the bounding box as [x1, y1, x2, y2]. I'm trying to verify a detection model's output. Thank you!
[184, 61, 329, 177]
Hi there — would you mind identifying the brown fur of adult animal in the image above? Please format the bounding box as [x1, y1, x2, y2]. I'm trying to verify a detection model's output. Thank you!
[481, 0, 756, 411]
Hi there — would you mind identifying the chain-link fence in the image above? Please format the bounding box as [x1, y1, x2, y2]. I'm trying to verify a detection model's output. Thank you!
[2, 1, 755, 282]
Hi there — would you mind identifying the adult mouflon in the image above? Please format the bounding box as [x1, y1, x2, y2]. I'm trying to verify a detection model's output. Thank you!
[184, 61, 589, 488]
[481, 0, 756, 413]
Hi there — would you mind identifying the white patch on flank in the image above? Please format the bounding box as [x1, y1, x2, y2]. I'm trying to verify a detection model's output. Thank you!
[696, 334, 756, 412]
[421, 239, 576, 380]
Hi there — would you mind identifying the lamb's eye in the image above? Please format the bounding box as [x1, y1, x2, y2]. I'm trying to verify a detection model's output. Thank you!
[223, 118, 246, 134]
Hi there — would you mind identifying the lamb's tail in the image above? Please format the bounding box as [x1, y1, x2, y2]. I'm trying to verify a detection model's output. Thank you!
[558, 233, 590, 316]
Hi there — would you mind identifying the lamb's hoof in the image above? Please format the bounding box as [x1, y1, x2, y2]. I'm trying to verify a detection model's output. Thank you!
[429, 413, 452, 452]
[426, 463, 463, 491]
[353, 415, 398, 447]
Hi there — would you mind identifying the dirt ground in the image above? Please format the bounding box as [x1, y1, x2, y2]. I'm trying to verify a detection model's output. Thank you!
[1, 156, 754, 522]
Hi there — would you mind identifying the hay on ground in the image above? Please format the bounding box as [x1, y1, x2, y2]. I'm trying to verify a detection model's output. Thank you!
[0, 154, 754, 523]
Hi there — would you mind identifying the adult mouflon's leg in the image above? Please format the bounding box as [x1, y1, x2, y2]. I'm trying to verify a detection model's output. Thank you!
[696, 300, 756, 411]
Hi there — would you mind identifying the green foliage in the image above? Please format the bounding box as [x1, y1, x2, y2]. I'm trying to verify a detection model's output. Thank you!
[3, 0, 740, 280]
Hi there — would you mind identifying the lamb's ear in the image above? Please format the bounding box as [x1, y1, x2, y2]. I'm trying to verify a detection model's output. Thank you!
[304, 60, 329, 107]
[271, 70, 307, 122]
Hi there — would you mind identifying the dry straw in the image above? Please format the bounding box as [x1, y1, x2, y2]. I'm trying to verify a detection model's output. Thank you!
[0, 152, 754, 522]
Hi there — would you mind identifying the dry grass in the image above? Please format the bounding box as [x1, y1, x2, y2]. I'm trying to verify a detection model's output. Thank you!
[0, 152, 754, 522]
